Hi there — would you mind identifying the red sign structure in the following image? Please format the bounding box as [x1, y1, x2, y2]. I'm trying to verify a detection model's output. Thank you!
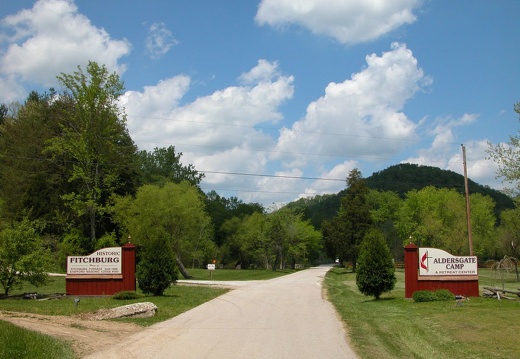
[404, 243, 479, 298]
[66, 242, 136, 296]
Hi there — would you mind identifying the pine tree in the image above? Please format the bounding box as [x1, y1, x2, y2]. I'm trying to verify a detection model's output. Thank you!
[356, 229, 396, 300]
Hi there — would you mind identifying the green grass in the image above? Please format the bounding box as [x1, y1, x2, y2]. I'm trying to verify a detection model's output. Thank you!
[0, 320, 75, 359]
[325, 268, 520, 359]
[186, 267, 296, 281]
[1, 276, 228, 326]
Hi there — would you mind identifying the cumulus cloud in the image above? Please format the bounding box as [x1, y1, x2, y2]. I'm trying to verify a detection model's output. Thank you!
[405, 113, 479, 167]
[145, 22, 178, 59]
[0, 0, 130, 98]
[273, 43, 430, 170]
[255, 0, 424, 44]
[120, 60, 294, 203]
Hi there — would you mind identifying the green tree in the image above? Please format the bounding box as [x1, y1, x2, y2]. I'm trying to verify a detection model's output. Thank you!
[498, 207, 520, 280]
[136, 236, 178, 296]
[0, 90, 70, 226]
[138, 146, 204, 186]
[323, 169, 372, 271]
[367, 190, 403, 261]
[396, 187, 496, 256]
[356, 229, 396, 300]
[0, 218, 49, 296]
[487, 101, 520, 196]
[46, 62, 139, 247]
[112, 181, 214, 279]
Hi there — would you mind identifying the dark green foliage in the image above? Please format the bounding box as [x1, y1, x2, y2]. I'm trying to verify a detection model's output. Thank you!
[136, 238, 178, 296]
[112, 291, 140, 300]
[366, 164, 514, 215]
[356, 229, 396, 299]
[323, 169, 372, 270]
[413, 289, 455, 302]
[138, 145, 204, 186]
[294, 164, 513, 227]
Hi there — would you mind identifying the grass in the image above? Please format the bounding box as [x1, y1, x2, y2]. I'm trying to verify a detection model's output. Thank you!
[186, 267, 296, 281]
[0, 320, 75, 359]
[2, 267, 519, 359]
[325, 268, 520, 359]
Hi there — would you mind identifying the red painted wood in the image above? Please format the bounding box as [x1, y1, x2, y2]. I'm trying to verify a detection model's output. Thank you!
[66, 244, 136, 296]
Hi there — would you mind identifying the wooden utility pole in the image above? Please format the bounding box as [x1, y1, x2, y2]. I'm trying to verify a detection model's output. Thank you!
[461, 144, 474, 255]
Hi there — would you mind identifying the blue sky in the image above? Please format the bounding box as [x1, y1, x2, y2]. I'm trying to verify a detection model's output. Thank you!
[1, 0, 519, 207]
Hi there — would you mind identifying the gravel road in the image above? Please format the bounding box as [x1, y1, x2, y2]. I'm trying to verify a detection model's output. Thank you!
[85, 266, 358, 359]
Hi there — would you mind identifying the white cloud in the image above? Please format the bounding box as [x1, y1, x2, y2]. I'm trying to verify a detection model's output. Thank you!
[255, 0, 424, 44]
[405, 113, 479, 167]
[0, 0, 130, 98]
[145, 22, 178, 59]
[273, 43, 430, 169]
[120, 60, 294, 203]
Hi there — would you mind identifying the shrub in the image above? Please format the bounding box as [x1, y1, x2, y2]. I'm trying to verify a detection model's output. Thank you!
[136, 237, 178, 296]
[356, 229, 396, 299]
[413, 290, 436, 302]
[433, 289, 455, 301]
[413, 289, 455, 302]
[112, 291, 140, 300]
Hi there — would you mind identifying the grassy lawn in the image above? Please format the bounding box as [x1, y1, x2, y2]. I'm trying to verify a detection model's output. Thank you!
[0, 320, 75, 359]
[1, 267, 519, 359]
[325, 268, 520, 359]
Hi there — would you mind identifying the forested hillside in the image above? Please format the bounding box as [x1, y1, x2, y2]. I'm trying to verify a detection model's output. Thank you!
[287, 163, 515, 229]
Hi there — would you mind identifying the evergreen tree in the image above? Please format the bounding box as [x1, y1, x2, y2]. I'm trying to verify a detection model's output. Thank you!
[136, 237, 178, 296]
[356, 229, 396, 300]
[323, 169, 372, 271]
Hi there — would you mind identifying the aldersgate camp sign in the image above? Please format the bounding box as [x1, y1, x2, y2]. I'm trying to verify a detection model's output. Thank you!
[419, 248, 477, 276]
[404, 244, 479, 298]
[67, 247, 122, 275]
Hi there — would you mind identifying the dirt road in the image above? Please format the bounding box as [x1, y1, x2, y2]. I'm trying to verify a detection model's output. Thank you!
[85, 266, 357, 359]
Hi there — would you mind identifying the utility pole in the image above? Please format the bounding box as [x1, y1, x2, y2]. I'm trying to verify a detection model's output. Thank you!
[461, 144, 474, 255]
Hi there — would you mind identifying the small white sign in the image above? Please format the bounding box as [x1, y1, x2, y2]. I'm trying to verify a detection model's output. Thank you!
[419, 248, 477, 276]
[207, 263, 216, 270]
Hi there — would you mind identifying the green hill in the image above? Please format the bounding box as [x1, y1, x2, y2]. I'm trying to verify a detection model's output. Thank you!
[286, 163, 514, 229]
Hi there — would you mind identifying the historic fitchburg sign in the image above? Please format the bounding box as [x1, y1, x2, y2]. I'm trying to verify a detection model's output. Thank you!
[67, 247, 122, 275]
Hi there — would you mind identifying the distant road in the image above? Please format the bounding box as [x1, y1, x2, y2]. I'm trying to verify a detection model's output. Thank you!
[85, 266, 358, 359]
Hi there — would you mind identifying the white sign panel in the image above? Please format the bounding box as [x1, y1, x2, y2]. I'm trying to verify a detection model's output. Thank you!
[67, 247, 122, 275]
[207, 264, 216, 271]
[419, 248, 477, 276]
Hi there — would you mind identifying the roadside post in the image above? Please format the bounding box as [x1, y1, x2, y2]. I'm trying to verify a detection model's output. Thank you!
[207, 263, 216, 279]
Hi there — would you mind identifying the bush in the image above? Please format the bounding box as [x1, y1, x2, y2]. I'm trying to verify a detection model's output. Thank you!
[413, 289, 455, 302]
[112, 291, 140, 300]
[412, 290, 436, 302]
[136, 237, 178, 296]
[433, 289, 455, 301]
[356, 229, 396, 299]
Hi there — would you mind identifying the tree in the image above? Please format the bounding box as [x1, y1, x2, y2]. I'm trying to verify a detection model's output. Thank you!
[487, 101, 520, 196]
[138, 146, 204, 186]
[323, 169, 372, 271]
[498, 207, 520, 281]
[136, 236, 178, 296]
[367, 190, 403, 261]
[112, 181, 214, 279]
[356, 229, 396, 300]
[0, 218, 49, 296]
[46, 62, 139, 248]
[396, 187, 497, 256]
[0, 90, 70, 226]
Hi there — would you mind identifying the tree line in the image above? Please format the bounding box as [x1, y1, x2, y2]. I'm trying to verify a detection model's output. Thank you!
[1, 61, 519, 296]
